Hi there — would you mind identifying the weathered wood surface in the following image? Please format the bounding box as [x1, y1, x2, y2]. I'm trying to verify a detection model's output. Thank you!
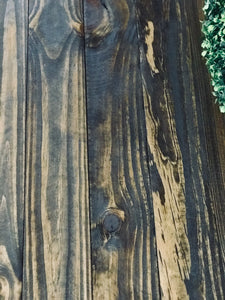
[23, 1, 91, 299]
[84, 0, 160, 298]
[84, 0, 225, 298]
[141, 0, 225, 298]
[0, 0, 225, 299]
[0, 0, 27, 298]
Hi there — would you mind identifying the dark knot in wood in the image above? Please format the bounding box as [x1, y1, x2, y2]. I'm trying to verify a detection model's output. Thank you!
[102, 208, 125, 234]
[103, 213, 121, 233]
[84, 0, 129, 47]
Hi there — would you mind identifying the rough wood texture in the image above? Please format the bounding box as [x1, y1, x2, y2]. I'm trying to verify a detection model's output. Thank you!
[0, 0, 225, 299]
[139, 0, 225, 297]
[0, 0, 27, 298]
[22, 1, 91, 299]
[84, 0, 160, 299]
[84, 0, 225, 299]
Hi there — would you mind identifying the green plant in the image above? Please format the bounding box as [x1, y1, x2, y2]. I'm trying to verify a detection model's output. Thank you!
[201, 0, 225, 113]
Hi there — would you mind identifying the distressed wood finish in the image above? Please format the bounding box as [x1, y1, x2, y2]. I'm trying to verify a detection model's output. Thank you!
[0, 0, 27, 298]
[0, 0, 225, 299]
[139, 0, 225, 297]
[22, 1, 91, 299]
[84, 0, 225, 299]
[84, 0, 159, 298]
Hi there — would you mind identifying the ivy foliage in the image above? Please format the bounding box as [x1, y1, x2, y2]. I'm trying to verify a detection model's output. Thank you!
[201, 0, 225, 113]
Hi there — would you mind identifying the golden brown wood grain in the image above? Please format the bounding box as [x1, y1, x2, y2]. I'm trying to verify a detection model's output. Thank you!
[0, 0, 27, 298]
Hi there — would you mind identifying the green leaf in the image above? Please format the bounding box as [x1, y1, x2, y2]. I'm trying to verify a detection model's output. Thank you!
[201, 0, 225, 112]
[219, 105, 225, 113]
[208, 25, 215, 32]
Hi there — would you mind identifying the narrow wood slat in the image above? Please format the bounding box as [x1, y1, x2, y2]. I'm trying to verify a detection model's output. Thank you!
[0, 0, 27, 298]
[22, 1, 92, 298]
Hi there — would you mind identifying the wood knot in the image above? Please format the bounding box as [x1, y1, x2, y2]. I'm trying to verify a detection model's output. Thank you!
[84, 0, 129, 47]
[102, 208, 125, 234]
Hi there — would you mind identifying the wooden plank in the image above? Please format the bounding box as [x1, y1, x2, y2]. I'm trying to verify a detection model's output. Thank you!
[140, 0, 225, 298]
[84, 0, 160, 299]
[1, 0, 224, 298]
[0, 0, 27, 298]
[84, 0, 225, 299]
[196, 0, 225, 264]
[22, 1, 92, 298]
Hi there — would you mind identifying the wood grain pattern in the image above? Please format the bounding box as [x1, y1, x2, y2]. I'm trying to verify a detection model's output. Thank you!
[0, 0, 225, 299]
[84, 0, 160, 299]
[138, 0, 225, 298]
[84, 0, 225, 299]
[22, 1, 91, 298]
[0, 0, 27, 298]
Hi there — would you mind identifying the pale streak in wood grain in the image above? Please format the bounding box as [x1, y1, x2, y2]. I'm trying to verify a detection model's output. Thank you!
[145, 22, 159, 74]
[143, 85, 191, 299]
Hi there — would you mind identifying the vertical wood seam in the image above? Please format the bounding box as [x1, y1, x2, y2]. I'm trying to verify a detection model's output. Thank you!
[21, 0, 29, 297]
[81, 0, 94, 297]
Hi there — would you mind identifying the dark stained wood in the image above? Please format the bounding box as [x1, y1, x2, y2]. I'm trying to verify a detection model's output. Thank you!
[0, 0, 224, 299]
[83, 0, 161, 298]
[84, 0, 160, 299]
[22, 1, 92, 298]
[84, 0, 225, 298]
[0, 0, 27, 298]
[196, 0, 225, 263]
[139, 0, 225, 296]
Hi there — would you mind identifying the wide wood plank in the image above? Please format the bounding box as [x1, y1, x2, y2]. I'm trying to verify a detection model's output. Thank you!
[0, 0, 27, 298]
[22, 1, 92, 298]
[84, 0, 225, 298]
[139, 0, 225, 298]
